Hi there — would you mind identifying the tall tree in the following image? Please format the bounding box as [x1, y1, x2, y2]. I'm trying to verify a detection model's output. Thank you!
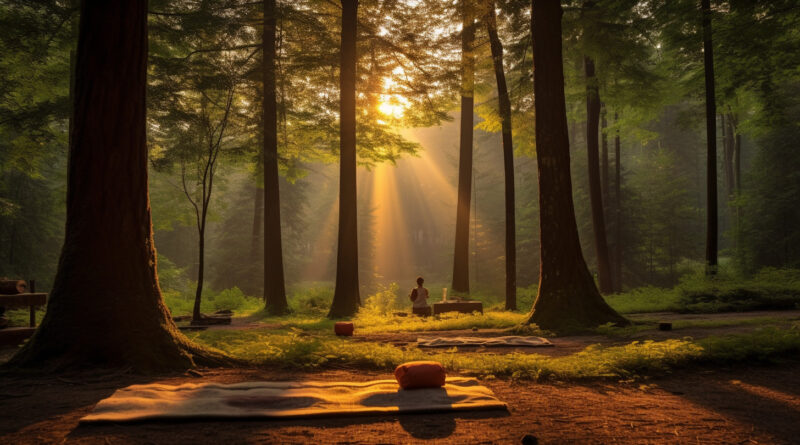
[452, 0, 476, 294]
[584, 54, 613, 294]
[8, 0, 224, 371]
[484, 0, 516, 310]
[329, 0, 360, 318]
[701, 0, 718, 274]
[263, 0, 289, 314]
[613, 112, 623, 291]
[526, 0, 627, 331]
[600, 104, 609, 202]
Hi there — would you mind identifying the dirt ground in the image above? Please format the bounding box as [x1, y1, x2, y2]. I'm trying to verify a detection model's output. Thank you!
[0, 362, 798, 444]
[2, 311, 798, 444]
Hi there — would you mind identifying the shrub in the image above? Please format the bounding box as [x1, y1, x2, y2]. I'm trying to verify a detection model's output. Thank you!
[289, 285, 334, 316]
[213, 286, 248, 311]
[360, 282, 404, 316]
[676, 267, 800, 312]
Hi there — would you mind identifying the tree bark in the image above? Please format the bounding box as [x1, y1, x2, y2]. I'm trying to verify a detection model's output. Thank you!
[263, 0, 288, 314]
[452, 0, 476, 294]
[614, 112, 622, 292]
[722, 113, 735, 198]
[192, 220, 206, 321]
[251, 183, 263, 262]
[329, 0, 360, 318]
[485, 0, 516, 310]
[7, 0, 226, 372]
[601, 104, 609, 205]
[584, 56, 613, 294]
[702, 0, 718, 274]
[526, 0, 627, 331]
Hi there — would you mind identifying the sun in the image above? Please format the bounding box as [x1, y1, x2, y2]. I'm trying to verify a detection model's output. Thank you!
[377, 75, 410, 120]
[378, 96, 407, 119]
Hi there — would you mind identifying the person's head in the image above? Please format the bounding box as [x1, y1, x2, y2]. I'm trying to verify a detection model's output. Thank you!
[416, 276, 424, 286]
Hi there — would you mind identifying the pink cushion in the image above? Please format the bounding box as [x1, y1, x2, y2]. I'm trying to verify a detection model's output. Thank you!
[394, 361, 446, 389]
[334, 322, 354, 336]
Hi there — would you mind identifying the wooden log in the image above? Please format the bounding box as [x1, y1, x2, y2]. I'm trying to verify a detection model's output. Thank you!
[0, 280, 27, 294]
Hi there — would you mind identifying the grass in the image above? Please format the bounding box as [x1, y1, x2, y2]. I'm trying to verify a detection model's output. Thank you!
[594, 315, 794, 337]
[189, 322, 800, 381]
[604, 287, 683, 314]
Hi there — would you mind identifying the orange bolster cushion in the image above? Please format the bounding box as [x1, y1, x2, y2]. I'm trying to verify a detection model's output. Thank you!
[394, 361, 446, 390]
[334, 322, 354, 336]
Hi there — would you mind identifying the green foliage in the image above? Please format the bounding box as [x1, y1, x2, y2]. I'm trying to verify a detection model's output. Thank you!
[158, 254, 261, 316]
[359, 282, 405, 316]
[604, 286, 683, 314]
[600, 268, 800, 314]
[288, 284, 335, 316]
[676, 268, 800, 313]
[214, 286, 248, 311]
[697, 325, 800, 363]
[354, 310, 526, 334]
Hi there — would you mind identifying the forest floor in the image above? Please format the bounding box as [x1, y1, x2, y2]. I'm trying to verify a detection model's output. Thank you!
[1, 310, 798, 444]
[0, 362, 799, 444]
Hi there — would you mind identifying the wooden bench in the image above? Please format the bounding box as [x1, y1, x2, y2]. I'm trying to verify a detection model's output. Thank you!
[0, 292, 48, 327]
[0, 280, 47, 348]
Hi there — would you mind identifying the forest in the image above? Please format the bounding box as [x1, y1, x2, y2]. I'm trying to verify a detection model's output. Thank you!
[0, 0, 799, 443]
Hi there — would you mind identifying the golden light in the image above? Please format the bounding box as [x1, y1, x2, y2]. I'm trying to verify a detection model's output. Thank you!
[378, 97, 406, 118]
[377, 76, 410, 120]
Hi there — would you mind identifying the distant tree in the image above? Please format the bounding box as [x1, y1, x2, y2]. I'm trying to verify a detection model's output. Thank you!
[580, 1, 613, 294]
[263, 0, 289, 314]
[700, 0, 718, 275]
[583, 53, 613, 294]
[482, 0, 516, 309]
[613, 112, 622, 290]
[526, 0, 627, 331]
[329, 0, 360, 318]
[8, 0, 225, 371]
[452, 0, 477, 294]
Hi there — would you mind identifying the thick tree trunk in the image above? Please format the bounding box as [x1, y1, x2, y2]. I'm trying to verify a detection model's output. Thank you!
[8, 0, 225, 372]
[329, 0, 360, 318]
[526, 0, 627, 331]
[485, 1, 516, 310]
[452, 0, 476, 294]
[584, 56, 613, 294]
[614, 112, 622, 292]
[263, 0, 288, 314]
[702, 0, 718, 274]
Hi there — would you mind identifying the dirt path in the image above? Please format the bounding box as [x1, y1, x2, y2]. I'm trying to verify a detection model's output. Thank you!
[1, 363, 798, 444]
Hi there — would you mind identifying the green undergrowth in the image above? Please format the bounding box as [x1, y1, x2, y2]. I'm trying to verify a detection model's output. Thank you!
[354, 311, 528, 334]
[190, 322, 800, 381]
[676, 268, 800, 313]
[599, 267, 800, 314]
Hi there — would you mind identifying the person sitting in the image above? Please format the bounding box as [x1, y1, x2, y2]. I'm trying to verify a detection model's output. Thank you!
[410, 276, 431, 317]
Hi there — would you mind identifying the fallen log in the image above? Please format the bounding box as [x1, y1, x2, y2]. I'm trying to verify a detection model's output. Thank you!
[0, 280, 27, 295]
[190, 314, 232, 326]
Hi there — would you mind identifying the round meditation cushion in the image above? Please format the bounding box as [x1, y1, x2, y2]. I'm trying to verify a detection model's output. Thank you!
[334, 321, 354, 336]
[394, 361, 446, 389]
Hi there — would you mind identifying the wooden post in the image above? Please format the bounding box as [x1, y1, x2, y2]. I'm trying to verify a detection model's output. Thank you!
[29, 280, 36, 327]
